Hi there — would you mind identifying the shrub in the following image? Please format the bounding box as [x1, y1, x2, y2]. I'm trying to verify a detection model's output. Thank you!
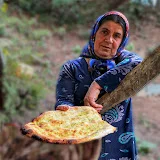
[1, 49, 51, 123]
[11, 0, 109, 26]
[0, 24, 6, 36]
[0, 8, 53, 124]
[126, 42, 135, 51]
[136, 137, 157, 155]
[31, 29, 51, 40]
[72, 45, 81, 54]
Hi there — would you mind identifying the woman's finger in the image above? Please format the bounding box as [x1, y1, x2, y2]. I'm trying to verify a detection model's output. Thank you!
[89, 98, 103, 108]
[56, 105, 70, 111]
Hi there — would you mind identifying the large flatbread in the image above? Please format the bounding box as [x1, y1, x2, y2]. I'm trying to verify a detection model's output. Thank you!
[21, 106, 116, 144]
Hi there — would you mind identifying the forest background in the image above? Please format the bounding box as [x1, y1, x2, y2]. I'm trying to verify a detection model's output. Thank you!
[0, 0, 160, 160]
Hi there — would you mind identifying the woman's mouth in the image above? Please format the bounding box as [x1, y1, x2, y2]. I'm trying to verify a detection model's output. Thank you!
[101, 45, 111, 50]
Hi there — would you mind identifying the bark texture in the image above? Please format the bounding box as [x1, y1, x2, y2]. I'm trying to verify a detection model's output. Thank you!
[97, 45, 160, 114]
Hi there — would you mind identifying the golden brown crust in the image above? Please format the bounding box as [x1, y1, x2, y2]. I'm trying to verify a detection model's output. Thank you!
[21, 106, 116, 144]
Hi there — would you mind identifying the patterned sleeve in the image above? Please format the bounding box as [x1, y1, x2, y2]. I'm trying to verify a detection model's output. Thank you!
[55, 61, 75, 109]
[95, 50, 143, 92]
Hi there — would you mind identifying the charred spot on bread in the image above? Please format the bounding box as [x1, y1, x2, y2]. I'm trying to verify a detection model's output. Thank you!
[20, 127, 32, 135]
[32, 135, 43, 141]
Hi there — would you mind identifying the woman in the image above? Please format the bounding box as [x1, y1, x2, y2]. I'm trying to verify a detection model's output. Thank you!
[55, 11, 142, 160]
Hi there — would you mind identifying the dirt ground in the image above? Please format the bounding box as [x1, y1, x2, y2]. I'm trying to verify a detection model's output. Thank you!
[133, 96, 160, 159]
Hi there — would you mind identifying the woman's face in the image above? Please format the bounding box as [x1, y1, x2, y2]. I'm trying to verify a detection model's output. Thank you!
[94, 20, 124, 59]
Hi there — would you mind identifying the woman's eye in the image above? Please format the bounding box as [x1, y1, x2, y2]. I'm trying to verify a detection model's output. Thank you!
[101, 30, 108, 35]
[114, 34, 121, 39]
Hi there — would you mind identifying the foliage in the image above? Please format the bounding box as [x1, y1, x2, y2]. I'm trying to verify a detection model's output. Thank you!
[136, 137, 157, 155]
[117, 1, 160, 27]
[77, 27, 90, 40]
[118, 1, 146, 23]
[54, 26, 66, 38]
[0, 6, 53, 123]
[138, 115, 152, 129]
[72, 45, 81, 54]
[126, 42, 135, 51]
[0, 23, 6, 36]
[11, 0, 80, 25]
[131, 0, 157, 6]
[51, 0, 75, 7]
[0, 2, 8, 13]
[10, 0, 111, 26]
[31, 29, 51, 40]
[7, 0, 160, 28]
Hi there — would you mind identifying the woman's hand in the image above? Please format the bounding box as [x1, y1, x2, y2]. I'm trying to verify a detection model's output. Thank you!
[84, 81, 103, 112]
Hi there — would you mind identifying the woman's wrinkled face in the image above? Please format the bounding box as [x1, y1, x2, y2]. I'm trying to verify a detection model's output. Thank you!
[94, 20, 124, 59]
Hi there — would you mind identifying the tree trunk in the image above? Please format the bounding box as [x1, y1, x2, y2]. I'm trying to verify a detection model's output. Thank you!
[97, 45, 160, 113]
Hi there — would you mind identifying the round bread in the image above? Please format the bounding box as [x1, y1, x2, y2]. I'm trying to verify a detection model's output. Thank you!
[21, 106, 116, 144]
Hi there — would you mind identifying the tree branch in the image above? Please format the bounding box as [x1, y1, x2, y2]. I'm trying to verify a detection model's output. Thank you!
[96, 45, 160, 114]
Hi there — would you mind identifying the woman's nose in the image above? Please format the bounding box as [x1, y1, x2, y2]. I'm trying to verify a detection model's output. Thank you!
[105, 35, 113, 43]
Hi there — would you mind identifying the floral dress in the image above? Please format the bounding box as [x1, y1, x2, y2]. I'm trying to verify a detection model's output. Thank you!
[55, 50, 142, 160]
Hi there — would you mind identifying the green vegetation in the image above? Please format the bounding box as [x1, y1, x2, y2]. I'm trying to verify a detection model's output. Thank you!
[31, 29, 51, 40]
[9, 0, 159, 28]
[54, 27, 66, 38]
[126, 43, 135, 51]
[72, 45, 81, 54]
[10, 0, 111, 26]
[139, 115, 152, 129]
[136, 137, 157, 155]
[0, 4, 53, 123]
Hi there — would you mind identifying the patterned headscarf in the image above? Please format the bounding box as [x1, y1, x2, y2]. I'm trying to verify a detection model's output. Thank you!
[80, 11, 129, 60]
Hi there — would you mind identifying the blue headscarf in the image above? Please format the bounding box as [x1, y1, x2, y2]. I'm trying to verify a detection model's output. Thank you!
[80, 11, 129, 59]
[80, 11, 129, 73]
